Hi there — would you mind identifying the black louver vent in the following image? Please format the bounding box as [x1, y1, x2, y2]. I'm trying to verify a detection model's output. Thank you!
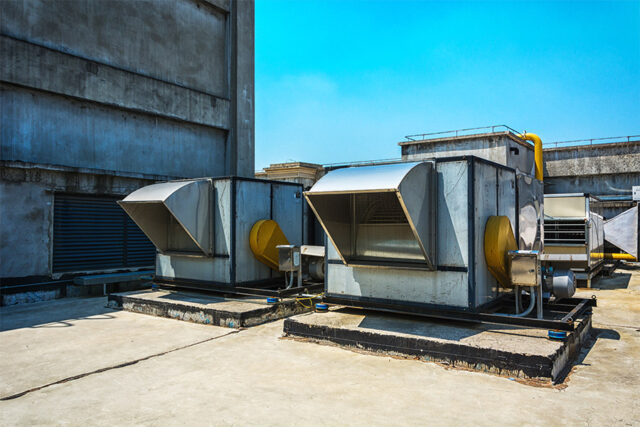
[53, 194, 155, 273]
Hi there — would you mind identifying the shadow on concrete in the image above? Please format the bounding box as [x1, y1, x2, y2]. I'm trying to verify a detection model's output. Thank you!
[352, 308, 544, 342]
[157, 291, 228, 305]
[592, 328, 621, 340]
[567, 328, 620, 376]
[0, 297, 115, 332]
[155, 290, 269, 307]
[591, 273, 631, 290]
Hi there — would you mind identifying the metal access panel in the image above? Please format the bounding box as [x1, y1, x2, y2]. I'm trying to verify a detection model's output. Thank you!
[316, 157, 517, 311]
[122, 177, 304, 287]
[53, 194, 155, 273]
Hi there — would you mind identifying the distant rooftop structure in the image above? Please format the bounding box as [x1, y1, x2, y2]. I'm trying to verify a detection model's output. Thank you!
[255, 162, 324, 189]
[257, 129, 640, 204]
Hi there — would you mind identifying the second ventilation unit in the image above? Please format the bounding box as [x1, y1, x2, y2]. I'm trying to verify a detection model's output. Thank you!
[119, 177, 304, 290]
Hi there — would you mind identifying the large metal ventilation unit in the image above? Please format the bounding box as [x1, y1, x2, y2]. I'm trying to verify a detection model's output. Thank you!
[307, 131, 596, 330]
[308, 158, 517, 311]
[119, 177, 304, 291]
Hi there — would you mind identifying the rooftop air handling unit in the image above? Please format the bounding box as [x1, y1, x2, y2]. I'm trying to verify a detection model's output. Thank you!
[542, 194, 604, 287]
[307, 137, 595, 330]
[119, 177, 306, 293]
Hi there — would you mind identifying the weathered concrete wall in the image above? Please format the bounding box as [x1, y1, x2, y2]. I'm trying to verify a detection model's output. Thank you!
[0, 181, 50, 278]
[0, 162, 167, 279]
[230, 0, 255, 177]
[545, 173, 639, 198]
[1, 84, 228, 178]
[1, 0, 229, 98]
[0, 0, 254, 177]
[544, 141, 640, 198]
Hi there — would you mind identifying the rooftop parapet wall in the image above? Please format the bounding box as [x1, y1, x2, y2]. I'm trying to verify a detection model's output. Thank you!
[543, 141, 640, 177]
[543, 141, 640, 198]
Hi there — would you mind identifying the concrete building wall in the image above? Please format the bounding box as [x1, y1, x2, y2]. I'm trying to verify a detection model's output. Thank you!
[0, 180, 51, 278]
[0, 162, 166, 279]
[1, 84, 228, 177]
[1, 0, 254, 177]
[0, 0, 254, 281]
[543, 141, 640, 198]
[1, 0, 229, 96]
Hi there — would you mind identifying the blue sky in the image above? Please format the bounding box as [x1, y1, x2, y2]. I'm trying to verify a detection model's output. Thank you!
[255, 0, 640, 170]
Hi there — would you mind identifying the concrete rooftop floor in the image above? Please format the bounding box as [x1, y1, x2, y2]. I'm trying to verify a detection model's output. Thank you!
[1, 266, 639, 425]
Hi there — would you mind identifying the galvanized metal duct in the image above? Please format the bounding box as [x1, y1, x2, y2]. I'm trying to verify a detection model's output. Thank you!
[602, 205, 638, 259]
[118, 179, 212, 256]
[305, 162, 436, 269]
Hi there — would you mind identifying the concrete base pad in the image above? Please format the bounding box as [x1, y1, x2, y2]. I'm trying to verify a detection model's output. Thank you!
[108, 289, 313, 328]
[284, 308, 593, 382]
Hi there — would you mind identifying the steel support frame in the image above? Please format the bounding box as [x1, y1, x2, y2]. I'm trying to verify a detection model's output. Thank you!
[154, 276, 323, 298]
[323, 294, 596, 331]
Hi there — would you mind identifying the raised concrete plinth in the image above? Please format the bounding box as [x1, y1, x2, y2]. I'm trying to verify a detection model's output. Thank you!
[284, 308, 592, 382]
[109, 289, 312, 328]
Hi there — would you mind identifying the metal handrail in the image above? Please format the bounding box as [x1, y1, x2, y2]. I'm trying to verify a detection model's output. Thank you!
[403, 125, 524, 142]
[544, 135, 640, 148]
[322, 157, 403, 170]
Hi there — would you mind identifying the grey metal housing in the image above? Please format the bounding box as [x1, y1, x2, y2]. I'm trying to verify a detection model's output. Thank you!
[120, 177, 303, 287]
[310, 156, 520, 311]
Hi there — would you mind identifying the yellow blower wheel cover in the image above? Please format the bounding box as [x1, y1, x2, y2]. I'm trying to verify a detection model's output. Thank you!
[249, 219, 289, 270]
[484, 216, 517, 288]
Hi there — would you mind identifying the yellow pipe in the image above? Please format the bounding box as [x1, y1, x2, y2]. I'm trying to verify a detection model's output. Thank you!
[591, 252, 637, 261]
[518, 132, 544, 181]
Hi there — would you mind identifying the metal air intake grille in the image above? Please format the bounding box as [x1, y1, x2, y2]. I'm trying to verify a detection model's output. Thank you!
[363, 200, 408, 224]
[544, 219, 587, 245]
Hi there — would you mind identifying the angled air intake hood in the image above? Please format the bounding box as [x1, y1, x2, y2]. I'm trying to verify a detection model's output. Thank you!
[118, 179, 212, 255]
[305, 162, 436, 269]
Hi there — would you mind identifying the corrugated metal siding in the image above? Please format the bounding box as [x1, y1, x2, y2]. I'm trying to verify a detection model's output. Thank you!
[53, 194, 155, 273]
